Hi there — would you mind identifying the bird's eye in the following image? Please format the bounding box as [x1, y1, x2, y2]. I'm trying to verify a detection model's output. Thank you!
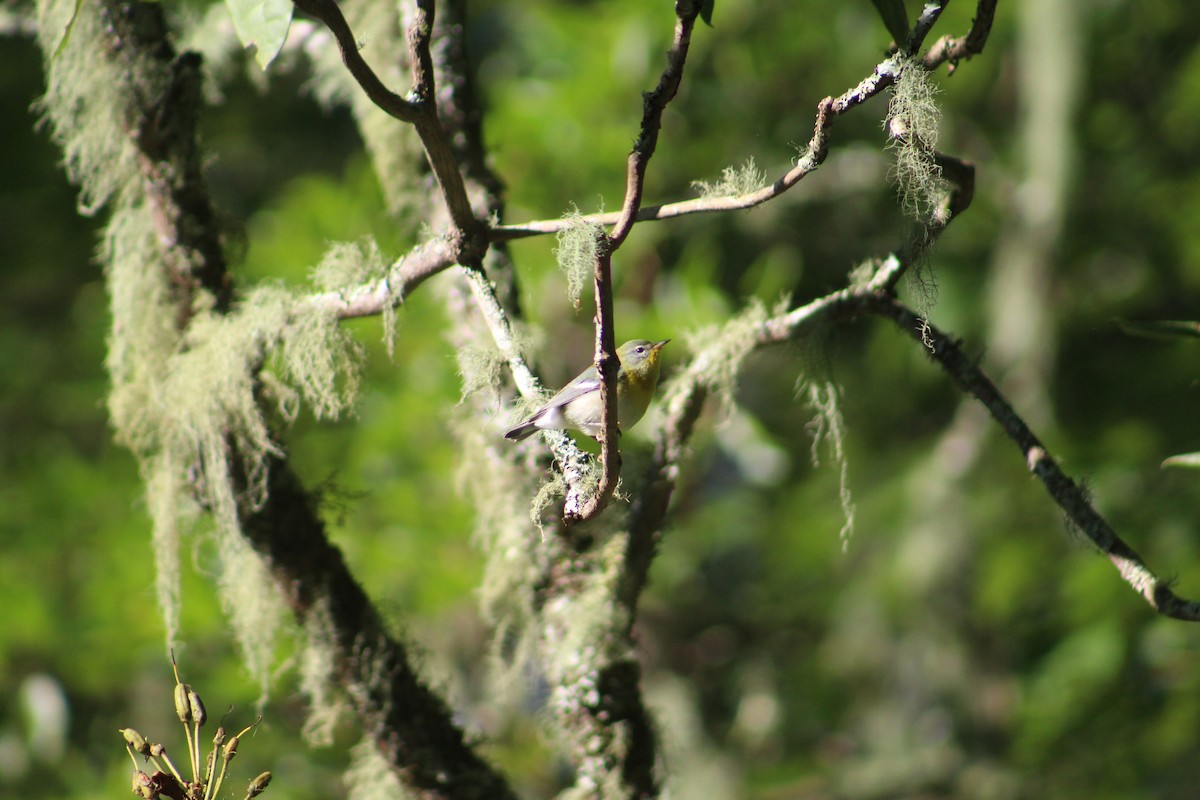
[636, 346, 646, 354]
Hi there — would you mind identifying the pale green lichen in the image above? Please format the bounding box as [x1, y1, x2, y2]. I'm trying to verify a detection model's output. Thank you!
[803, 380, 856, 550]
[692, 158, 765, 198]
[681, 297, 775, 418]
[308, 237, 390, 365]
[554, 208, 604, 309]
[529, 472, 567, 532]
[449, 415, 542, 691]
[311, 237, 388, 292]
[299, 601, 350, 747]
[216, 516, 288, 707]
[34, 0, 138, 214]
[345, 738, 408, 800]
[886, 58, 948, 221]
[146, 453, 196, 652]
[279, 299, 363, 421]
[36, 0, 369, 702]
[455, 342, 506, 406]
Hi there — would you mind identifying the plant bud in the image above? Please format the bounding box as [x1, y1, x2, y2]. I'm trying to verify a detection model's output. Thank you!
[120, 728, 151, 756]
[174, 683, 192, 723]
[223, 734, 240, 762]
[187, 687, 207, 726]
[149, 742, 166, 758]
[131, 770, 157, 799]
[213, 726, 226, 748]
[246, 771, 272, 798]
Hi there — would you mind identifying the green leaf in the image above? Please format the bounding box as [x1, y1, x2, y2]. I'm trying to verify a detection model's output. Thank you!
[869, 0, 910, 44]
[226, 0, 294, 70]
[1163, 452, 1200, 469]
[699, 0, 716, 27]
[51, 0, 86, 60]
[1117, 319, 1200, 341]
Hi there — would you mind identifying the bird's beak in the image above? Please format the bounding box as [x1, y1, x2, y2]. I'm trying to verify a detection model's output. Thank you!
[652, 339, 670, 351]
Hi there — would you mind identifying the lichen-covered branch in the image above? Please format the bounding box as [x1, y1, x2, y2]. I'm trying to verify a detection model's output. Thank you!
[238, 453, 519, 799]
[35, 0, 515, 795]
[307, 238, 457, 321]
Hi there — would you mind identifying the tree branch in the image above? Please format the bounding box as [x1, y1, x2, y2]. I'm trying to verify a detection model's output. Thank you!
[306, 238, 457, 321]
[492, 0, 995, 246]
[872, 298, 1200, 622]
[293, 0, 485, 259]
[296, 0, 997, 326]
[568, 0, 702, 524]
[923, 0, 997, 73]
[291, 0, 422, 122]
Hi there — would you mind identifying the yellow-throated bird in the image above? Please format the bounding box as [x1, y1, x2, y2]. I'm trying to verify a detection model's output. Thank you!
[504, 339, 669, 441]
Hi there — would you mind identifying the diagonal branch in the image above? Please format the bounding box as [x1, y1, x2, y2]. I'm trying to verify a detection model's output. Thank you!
[872, 298, 1200, 622]
[238, 453, 520, 799]
[291, 0, 422, 122]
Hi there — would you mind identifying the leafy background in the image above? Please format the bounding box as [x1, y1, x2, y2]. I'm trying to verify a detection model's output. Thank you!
[3, 0, 1200, 798]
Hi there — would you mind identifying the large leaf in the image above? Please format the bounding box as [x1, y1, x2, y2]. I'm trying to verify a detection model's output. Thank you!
[869, 0, 910, 45]
[226, 0, 294, 70]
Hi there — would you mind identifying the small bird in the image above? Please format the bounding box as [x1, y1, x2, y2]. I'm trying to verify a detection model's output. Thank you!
[504, 339, 670, 441]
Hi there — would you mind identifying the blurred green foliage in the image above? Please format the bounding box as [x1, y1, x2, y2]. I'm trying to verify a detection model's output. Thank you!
[5, 1, 1200, 798]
